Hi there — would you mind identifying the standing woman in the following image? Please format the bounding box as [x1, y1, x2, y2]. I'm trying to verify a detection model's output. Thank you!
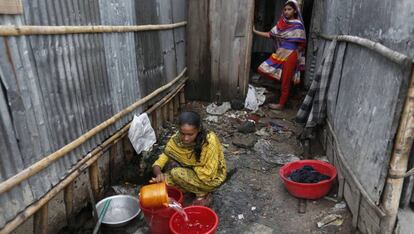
[253, 0, 306, 110]
[151, 111, 227, 206]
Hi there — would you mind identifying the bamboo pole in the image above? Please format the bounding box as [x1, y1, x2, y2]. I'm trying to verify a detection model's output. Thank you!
[33, 205, 48, 234]
[0, 21, 187, 36]
[88, 162, 100, 198]
[0, 68, 186, 195]
[319, 34, 411, 65]
[63, 182, 74, 228]
[0, 80, 186, 234]
[0, 128, 128, 234]
[380, 66, 414, 233]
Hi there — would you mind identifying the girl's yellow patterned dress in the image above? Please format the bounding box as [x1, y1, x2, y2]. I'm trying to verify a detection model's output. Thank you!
[152, 131, 227, 197]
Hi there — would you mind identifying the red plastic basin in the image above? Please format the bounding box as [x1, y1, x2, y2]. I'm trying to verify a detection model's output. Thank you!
[279, 160, 337, 199]
[140, 186, 183, 234]
[169, 206, 219, 234]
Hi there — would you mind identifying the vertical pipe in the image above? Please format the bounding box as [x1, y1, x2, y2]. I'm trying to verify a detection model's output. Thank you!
[63, 182, 74, 228]
[381, 66, 414, 233]
[33, 205, 48, 234]
[88, 162, 100, 198]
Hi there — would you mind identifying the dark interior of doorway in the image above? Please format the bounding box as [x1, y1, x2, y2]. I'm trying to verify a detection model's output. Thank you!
[250, 0, 314, 83]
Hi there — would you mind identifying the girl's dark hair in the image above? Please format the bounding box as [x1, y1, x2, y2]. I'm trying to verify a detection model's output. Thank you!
[284, 2, 299, 19]
[178, 111, 207, 161]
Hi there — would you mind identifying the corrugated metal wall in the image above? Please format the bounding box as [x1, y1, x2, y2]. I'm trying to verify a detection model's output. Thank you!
[0, 0, 187, 228]
[308, 0, 413, 207]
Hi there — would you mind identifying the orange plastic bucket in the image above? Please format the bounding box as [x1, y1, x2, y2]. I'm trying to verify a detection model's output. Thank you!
[140, 182, 169, 209]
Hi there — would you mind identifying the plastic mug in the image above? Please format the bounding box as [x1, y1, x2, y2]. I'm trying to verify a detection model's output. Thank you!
[140, 182, 169, 208]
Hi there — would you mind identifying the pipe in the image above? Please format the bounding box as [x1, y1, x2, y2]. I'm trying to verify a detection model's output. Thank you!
[0, 68, 186, 195]
[0, 22, 187, 36]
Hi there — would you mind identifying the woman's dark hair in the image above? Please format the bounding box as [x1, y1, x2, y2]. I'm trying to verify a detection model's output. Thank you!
[178, 111, 207, 162]
[284, 2, 299, 19]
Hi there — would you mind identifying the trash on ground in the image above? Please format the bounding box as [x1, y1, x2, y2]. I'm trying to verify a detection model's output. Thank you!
[128, 113, 156, 155]
[255, 127, 270, 137]
[317, 214, 343, 228]
[238, 121, 256, 134]
[232, 134, 257, 149]
[330, 201, 347, 212]
[245, 85, 266, 112]
[288, 165, 331, 183]
[111, 184, 140, 196]
[230, 99, 245, 110]
[205, 115, 220, 123]
[251, 206, 257, 211]
[238, 214, 244, 220]
[254, 139, 300, 165]
[269, 121, 291, 133]
[206, 102, 231, 115]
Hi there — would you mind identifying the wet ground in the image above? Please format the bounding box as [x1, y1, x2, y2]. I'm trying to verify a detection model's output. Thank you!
[60, 85, 352, 234]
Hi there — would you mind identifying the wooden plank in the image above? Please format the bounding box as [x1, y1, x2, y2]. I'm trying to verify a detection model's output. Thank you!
[0, 0, 23, 14]
[33, 205, 48, 234]
[173, 95, 179, 115]
[88, 162, 100, 197]
[209, 0, 221, 101]
[241, 0, 255, 97]
[63, 183, 75, 228]
[187, 0, 211, 100]
[168, 101, 174, 122]
[162, 104, 168, 123]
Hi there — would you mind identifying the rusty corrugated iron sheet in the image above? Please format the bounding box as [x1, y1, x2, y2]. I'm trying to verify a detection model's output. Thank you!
[0, 0, 186, 228]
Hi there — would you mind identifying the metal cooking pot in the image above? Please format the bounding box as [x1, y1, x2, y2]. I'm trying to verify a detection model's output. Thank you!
[95, 195, 141, 227]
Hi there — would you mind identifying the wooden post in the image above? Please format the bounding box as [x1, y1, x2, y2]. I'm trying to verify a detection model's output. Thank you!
[174, 95, 179, 115]
[179, 89, 186, 110]
[156, 108, 163, 132]
[88, 162, 100, 198]
[168, 101, 174, 122]
[162, 105, 168, 123]
[109, 144, 117, 185]
[63, 182, 75, 228]
[151, 111, 158, 136]
[33, 205, 48, 234]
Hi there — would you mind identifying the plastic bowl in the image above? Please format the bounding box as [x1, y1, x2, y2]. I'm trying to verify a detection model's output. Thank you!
[169, 206, 219, 234]
[279, 160, 337, 199]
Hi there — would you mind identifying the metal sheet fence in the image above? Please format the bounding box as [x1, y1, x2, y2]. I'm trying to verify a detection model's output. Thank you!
[307, 0, 413, 204]
[0, 0, 187, 228]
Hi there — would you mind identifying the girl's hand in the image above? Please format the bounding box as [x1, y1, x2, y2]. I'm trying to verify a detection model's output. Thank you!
[150, 173, 166, 183]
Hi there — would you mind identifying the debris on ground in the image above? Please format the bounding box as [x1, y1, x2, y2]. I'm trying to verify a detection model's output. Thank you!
[254, 139, 300, 165]
[317, 214, 344, 228]
[245, 85, 266, 112]
[232, 134, 257, 148]
[206, 102, 231, 115]
[111, 184, 140, 196]
[205, 115, 220, 123]
[237, 121, 256, 134]
[230, 99, 245, 110]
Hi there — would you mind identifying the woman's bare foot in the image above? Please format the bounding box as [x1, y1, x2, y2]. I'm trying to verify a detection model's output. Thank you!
[269, 103, 284, 110]
[192, 194, 213, 207]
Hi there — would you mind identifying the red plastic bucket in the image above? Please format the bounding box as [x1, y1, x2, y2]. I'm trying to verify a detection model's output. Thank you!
[279, 160, 337, 199]
[169, 206, 219, 234]
[140, 186, 183, 234]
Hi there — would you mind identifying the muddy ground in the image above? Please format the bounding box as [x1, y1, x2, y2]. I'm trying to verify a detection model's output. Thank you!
[61, 90, 352, 233]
